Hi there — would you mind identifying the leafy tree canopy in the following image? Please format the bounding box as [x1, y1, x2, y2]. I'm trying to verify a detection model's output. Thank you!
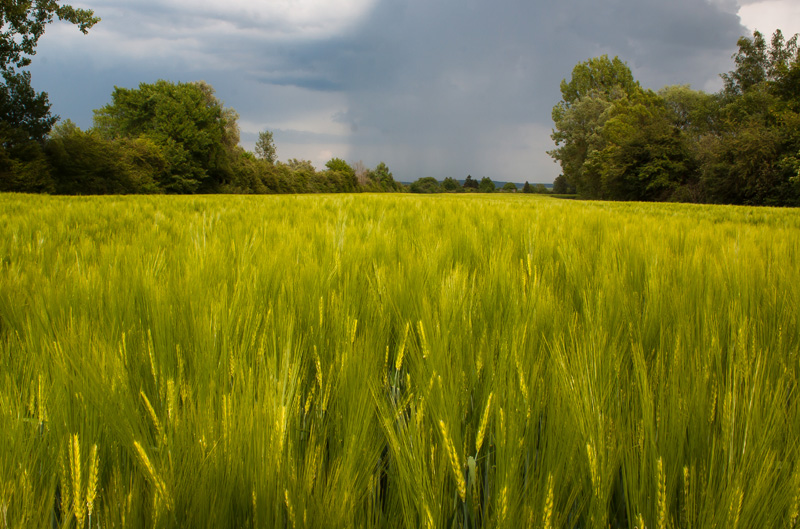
[255, 130, 276, 164]
[441, 176, 461, 191]
[0, 69, 55, 146]
[93, 80, 240, 193]
[478, 176, 495, 193]
[367, 162, 403, 191]
[409, 176, 441, 193]
[1, 0, 99, 71]
[550, 55, 642, 198]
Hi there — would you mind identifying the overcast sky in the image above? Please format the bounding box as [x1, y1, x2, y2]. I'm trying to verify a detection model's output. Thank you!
[28, 0, 800, 183]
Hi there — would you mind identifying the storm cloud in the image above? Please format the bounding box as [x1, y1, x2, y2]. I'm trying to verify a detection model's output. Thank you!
[28, 0, 795, 182]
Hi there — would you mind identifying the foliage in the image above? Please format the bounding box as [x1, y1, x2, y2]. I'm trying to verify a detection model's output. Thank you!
[255, 130, 276, 165]
[441, 176, 462, 192]
[93, 80, 240, 193]
[501, 182, 517, 192]
[0, 135, 52, 192]
[463, 174, 479, 190]
[410, 176, 441, 193]
[593, 90, 694, 201]
[0, 0, 98, 193]
[324, 158, 358, 192]
[550, 31, 800, 206]
[1, 193, 799, 528]
[0, 70, 56, 146]
[365, 161, 403, 192]
[478, 176, 495, 193]
[0, 0, 98, 71]
[552, 175, 574, 195]
[549, 56, 641, 198]
[45, 120, 161, 194]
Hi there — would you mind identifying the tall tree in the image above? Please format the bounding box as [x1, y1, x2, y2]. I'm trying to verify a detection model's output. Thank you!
[255, 130, 277, 164]
[593, 90, 694, 201]
[1, 0, 99, 71]
[324, 157, 357, 191]
[706, 29, 800, 205]
[0, 0, 98, 192]
[549, 56, 641, 198]
[93, 80, 240, 193]
[367, 162, 402, 191]
[463, 174, 478, 190]
[478, 176, 495, 193]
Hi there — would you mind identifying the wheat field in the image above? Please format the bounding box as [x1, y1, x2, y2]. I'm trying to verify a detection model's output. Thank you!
[1, 193, 798, 528]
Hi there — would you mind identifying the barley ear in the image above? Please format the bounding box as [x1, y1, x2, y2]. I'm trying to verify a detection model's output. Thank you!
[657, 457, 666, 529]
[70, 434, 84, 526]
[86, 444, 100, 518]
[475, 392, 493, 455]
[284, 489, 296, 529]
[439, 420, 466, 501]
[140, 390, 163, 441]
[59, 445, 72, 516]
[542, 472, 554, 529]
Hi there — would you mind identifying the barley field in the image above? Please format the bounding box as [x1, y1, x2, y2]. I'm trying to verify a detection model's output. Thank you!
[1, 193, 799, 528]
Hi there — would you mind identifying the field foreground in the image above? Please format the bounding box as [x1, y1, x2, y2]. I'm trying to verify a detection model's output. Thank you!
[1, 193, 799, 528]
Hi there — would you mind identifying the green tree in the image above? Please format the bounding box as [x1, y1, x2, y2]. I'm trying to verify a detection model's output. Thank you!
[0, 70, 56, 145]
[410, 176, 441, 193]
[366, 162, 402, 191]
[521, 181, 532, 193]
[255, 130, 277, 164]
[463, 174, 478, 190]
[441, 176, 461, 191]
[552, 175, 574, 194]
[45, 120, 161, 194]
[501, 182, 517, 192]
[593, 89, 695, 201]
[0, 70, 56, 192]
[700, 29, 800, 205]
[1, 1, 99, 71]
[478, 176, 495, 193]
[0, 1, 98, 192]
[324, 157, 358, 192]
[93, 80, 240, 193]
[281, 158, 315, 192]
[549, 55, 641, 198]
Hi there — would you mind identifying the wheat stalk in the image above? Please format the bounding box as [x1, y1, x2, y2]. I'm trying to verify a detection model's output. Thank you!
[657, 457, 666, 529]
[542, 472, 554, 529]
[140, 390, 163, 440]
[475, 392, 493, 455]
[395, 322, 410, 371]
[439, 420, 466, 501]
[86, 444, 100, 520]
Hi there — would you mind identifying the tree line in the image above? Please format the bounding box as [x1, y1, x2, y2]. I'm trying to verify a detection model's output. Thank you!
[2, 77, 404, 195]
[3, 3, 798, 204]
[550, 30, 800, 206]
[0, 2, 405, 195]
[407, 175, 550, 194]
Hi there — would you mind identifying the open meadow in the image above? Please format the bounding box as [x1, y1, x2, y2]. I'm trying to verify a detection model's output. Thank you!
[1, 193, 799, 528]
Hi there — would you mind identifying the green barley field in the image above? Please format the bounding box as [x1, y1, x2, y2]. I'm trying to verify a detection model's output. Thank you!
[1, 193, 799, 528]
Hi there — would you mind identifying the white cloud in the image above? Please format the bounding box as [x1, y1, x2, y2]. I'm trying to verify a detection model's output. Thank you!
[50, 0, 377, 70]
[738, 0, 800, 37]
[77, 0, 376, 40]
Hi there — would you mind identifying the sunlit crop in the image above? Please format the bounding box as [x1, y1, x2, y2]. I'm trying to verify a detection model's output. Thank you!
[1, 193, 798, 528]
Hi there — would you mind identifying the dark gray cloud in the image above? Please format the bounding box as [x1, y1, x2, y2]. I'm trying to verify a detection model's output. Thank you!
[307, 0, 746, 180]
[29, 0, 756, 182]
